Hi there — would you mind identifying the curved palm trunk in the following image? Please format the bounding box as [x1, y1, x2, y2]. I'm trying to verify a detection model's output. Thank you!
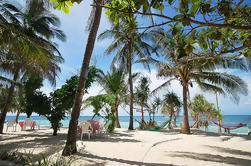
[128, 42, 134, 130]
[115, 101, 121, 128]
[173, 115, 177, 127]
[181, 85, 190, 134]
[15, 109, 21, 123]
[215, 92, 221, 133]
[62, 0, 103, 156]
[168, 108, 173, 129]
[0, 67, 19, 134]
[141, 105, 144, 123]
[153, 111, 155, 122]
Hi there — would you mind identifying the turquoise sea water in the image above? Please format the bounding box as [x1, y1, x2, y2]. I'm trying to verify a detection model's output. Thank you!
[6, 115, 251, 134]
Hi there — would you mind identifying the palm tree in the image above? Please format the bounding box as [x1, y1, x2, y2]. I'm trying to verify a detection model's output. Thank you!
[161, 92, 181, 129]
[134, 76, 151, 124]
[96, 66, 128, 128]
[189, 94, 220, 129]
[62, 0, 104, 156]
[152, 97, 161, 123]
[150, 30, 248, 134]
[98, 19, 154, 130]
[0, 0, 65, 133]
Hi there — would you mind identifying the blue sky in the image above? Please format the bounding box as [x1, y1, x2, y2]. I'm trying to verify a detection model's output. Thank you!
[10, 1, 251, 116]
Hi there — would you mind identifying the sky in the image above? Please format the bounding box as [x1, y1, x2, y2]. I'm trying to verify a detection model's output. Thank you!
[9, 0, 251, 116]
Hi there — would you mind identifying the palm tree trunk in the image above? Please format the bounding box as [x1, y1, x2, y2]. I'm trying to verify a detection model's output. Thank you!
[115, 101, 121, 128]
[215, 92, 221, 133]
[195, 116, 199, 128]
[168, 109, 173, 129]
[62, 0, 103, 156]
[128, 42, 134, 130]
[181, 85, 190, 134]
[91, 112, 97, 120]
[173, 114, 177, 127]
[141, 105, 144, 123]
[15, 109, 21, 123]
[0, 67, 19, 134]
[153, 111, 155, 122]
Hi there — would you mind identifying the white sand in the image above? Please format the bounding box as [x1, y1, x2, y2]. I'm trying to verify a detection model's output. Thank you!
[0, 125, 251, 166]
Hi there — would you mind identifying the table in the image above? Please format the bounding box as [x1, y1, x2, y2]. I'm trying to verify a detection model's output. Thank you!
[19, 121, 36, 130]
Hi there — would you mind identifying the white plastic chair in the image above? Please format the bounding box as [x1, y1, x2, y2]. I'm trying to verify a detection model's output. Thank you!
[79, 118, 88, 124]
[98, 118, 104, 127]
[99, 121, 112, 137]
[23, 118, 34, 130]
[79, 121, 93, 140]
[37, 120, 41, 130]
[6, 119, 17, 132]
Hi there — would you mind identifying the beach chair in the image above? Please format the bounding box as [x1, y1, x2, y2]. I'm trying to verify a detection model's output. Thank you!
[248, 126, 251, 135]
[6, 119, 17, 132]
[79, 118, 88, 124]
[79, 121, 93, 140]
[23, 118, 34, 130]
[98, 118, 104, 127]
[99, 121, 112, 137]
[96, 118, 104, 136]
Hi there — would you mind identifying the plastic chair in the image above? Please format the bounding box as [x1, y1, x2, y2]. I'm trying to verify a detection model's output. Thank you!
[79, 118, 88, 124]
[23, 118, 34, 130]
[79, 121, 93, 140]
[6, 119, 17, 132]
[98, 118, 104, 128]
[99, 121, 112, 137]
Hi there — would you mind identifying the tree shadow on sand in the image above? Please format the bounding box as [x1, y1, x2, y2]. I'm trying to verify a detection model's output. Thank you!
[160, 128, 251, 141]
[205, 145, 251, 157]
[0, 132, 67, 158]
[75, 152, 176, 166]
[169, 151, 251, 166]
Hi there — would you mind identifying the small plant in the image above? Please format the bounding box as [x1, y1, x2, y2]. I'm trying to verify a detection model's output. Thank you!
[0, 150, 74, 166]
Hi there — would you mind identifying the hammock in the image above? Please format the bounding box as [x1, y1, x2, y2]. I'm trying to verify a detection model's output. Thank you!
[136, 118, 172, 131]
[213, 121, 247, 130]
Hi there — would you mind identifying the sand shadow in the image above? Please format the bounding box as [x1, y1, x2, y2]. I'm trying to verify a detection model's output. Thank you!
[205, 145, 251, 157]
[0, 132, 67, 158]
[169, 151, 251, 166]
[80, 132, 140, 143]
[75, 152, 175, 166]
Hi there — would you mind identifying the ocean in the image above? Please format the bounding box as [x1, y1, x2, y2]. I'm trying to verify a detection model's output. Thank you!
[5, 115, 251, 134]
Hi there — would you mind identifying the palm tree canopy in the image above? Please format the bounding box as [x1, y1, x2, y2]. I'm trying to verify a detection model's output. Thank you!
[189, 94, 219, 121]
[96, 65, 128, 100]
[162, 92, 182, 108]
[0, 0, 66, 85]
[134, 76, 151, 107]
[98, 19, 155, 71]
[149, 29, 248, 103]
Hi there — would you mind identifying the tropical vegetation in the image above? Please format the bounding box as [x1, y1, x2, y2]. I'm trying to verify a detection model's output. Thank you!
[0, 0, 65, 134]
[189, 94, 221, 129]
[0, 0, 249, 158]
[161, 92, 182, 129]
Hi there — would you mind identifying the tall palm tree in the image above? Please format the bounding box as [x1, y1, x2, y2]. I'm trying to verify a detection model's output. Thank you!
[161, 92, 181, 129]
[98, 19, 154, 130]
[149, 30, 248, 134]
[134, 76, 151, 124]
[62, 0, 104, 156]
[0, 0, 65, 133]
[96, 65, 128, 128]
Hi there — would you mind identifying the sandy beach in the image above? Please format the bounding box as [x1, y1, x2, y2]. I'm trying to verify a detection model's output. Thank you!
[0, 125, 251, 166]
